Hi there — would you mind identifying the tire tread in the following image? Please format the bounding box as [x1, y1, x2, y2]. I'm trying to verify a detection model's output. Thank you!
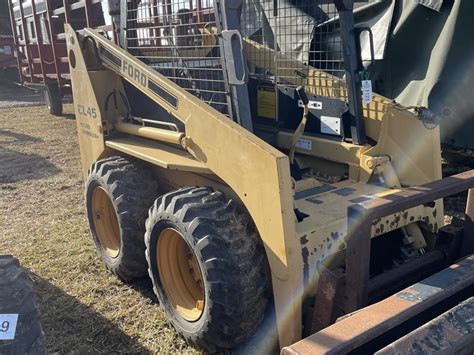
[86, 156, 158, 280]
[145, 187, 268, 351]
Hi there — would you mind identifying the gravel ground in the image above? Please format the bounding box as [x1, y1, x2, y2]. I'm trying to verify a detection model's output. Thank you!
[0, 81, 44, 109]
[0, 104, 194, 353]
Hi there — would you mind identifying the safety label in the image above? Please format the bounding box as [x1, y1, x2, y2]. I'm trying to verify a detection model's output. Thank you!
[257, 86, 276, 119]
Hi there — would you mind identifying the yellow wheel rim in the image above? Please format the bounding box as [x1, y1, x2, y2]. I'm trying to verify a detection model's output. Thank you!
[157, 228, 205, 321]
[91, 186, 121, 258]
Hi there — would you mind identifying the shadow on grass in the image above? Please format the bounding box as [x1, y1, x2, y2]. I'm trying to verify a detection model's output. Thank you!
[0, 147, 60, 183]
[0, 129, 42, 144]
[127, 276, 279, 354]
[128, 276, 158, 304]
[0, 129, 61, 183]
[61, 113, 76, 120]
[29, 272, 150, 354]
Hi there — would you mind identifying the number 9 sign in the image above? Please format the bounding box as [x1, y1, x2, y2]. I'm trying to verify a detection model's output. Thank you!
[0, 314, 18, 340]
[0, 320, 9, 332]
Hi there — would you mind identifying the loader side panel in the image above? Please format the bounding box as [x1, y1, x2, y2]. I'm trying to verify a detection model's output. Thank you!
[67, 26, 305, 347]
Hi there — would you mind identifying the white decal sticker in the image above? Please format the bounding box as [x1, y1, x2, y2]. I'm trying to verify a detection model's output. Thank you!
[362, 80, 373, 104]
[320, 115, 341, 136]
[296, 138, 312, 151]
[298, 100, 322, 110]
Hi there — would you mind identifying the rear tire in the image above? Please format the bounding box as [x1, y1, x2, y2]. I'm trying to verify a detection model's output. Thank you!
[85, 156, 158, 280]
[44, 84, 62, 116]
[145, 187, 268, 351]
[0, 256, 45, 354]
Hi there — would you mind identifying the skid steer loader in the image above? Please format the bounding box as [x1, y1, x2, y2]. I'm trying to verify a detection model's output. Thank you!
[65, 0, 474, 352]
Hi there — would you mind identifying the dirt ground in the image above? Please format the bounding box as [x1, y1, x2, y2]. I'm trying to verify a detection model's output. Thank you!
[0, 103, 195, 353]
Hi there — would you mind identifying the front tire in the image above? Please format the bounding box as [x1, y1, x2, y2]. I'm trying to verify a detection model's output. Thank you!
[85, 156, 157, 280]
[145, 187, 268, 351]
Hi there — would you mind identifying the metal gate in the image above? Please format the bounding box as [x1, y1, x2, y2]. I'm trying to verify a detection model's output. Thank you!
[241, 0, 346, 99]
[123, 0, 232, 116]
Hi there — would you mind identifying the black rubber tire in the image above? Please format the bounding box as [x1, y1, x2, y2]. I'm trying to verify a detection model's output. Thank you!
[145, 186, 269, 351]
[0, 255, 45, 355]
[86, 156, 158, 281]
[44, 84, 62, 116]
